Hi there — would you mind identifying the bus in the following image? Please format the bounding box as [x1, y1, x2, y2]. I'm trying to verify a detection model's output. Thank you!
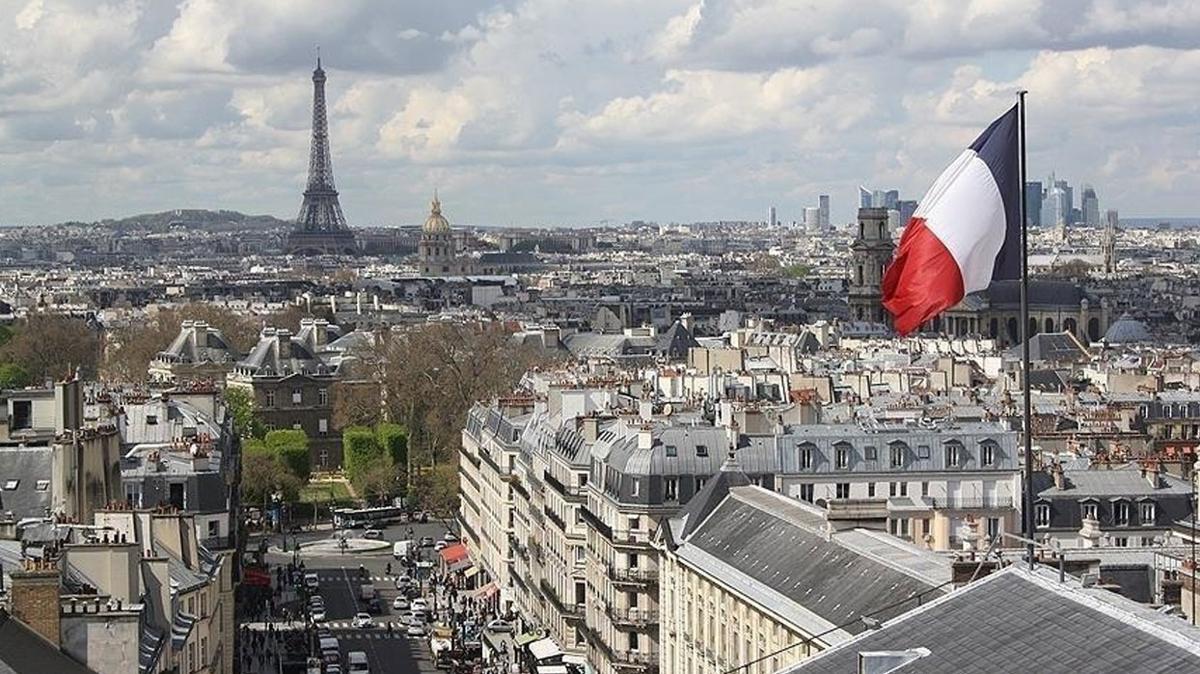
[332, 505, 407, 529]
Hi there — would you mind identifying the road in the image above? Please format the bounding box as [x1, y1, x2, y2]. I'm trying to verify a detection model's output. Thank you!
[260, 518, 458, 674]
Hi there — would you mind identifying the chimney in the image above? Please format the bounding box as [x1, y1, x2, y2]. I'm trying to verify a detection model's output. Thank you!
[637, 426, 654, 450]
[639, 399, 654, 422]
[1144, 460, 1161, 489]
[542, 326, 561, 351]
[1051, 462, 1065, 490]
[9, 562, 62, 647]
[578, 415, 600, 443]
[1079, 513, 1102, 548]
[679, 313, 695, 334]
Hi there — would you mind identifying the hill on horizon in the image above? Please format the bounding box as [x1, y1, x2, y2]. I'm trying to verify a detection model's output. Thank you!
[54, 208, 293, 233]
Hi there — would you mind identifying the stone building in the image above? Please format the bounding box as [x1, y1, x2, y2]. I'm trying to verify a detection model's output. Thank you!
[846, 207, 894, 324]
[148, 321, 240, 386]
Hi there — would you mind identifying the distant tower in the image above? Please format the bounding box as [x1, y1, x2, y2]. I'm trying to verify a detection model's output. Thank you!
[769, 206, 777, 227]
[1102, 209, 1119, 273]
[419, 192, 456, 276]
[286, 56, 358, 256]
[818, 194, 830, 229]
[848, 207, 895, 324]
[1081, 184, 1100, 228]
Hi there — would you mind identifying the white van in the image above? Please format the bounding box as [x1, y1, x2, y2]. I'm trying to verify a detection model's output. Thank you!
[393, 540, 413, 560]
[347, 651, 370, 673]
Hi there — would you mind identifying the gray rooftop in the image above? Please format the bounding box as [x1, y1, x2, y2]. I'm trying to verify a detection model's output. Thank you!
[778, 564, 1200, 673]
[1039, 464, 1191, 499]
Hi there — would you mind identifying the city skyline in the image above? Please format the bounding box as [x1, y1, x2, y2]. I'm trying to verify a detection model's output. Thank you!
[0, 1, 1197, 228]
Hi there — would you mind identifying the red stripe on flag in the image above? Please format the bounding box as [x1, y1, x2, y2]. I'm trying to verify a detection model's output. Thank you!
[882, 217, 965, 336]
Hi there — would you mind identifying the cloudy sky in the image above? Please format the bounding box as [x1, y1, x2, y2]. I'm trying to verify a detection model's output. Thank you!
[0, 0, 1197, 227]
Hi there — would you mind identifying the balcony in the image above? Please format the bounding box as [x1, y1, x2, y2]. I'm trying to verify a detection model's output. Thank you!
[928, 495, 1013, 510]
[509, 533, 529, 562]
[612, 650, 659, 672]
[606, 605, 659, 630]
[530, 540, 545, 564]
[540, 579, 585, 620]
[544, 505, 567, 531]
[608, 566, 658, 588]
[545, 470, 585, 501]
[458, 446, 481, 469]
[580, 506, 614, 540]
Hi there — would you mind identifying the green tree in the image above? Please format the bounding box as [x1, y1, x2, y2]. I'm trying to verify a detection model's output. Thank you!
[343, 426, 391, 491]
[0, 325, 14, 348]
[1, 314, 101, 381]
[0, 363, 30, 390]
[240, 443, 302, 507]
[224, 387, 264, 439]
[376, 424, 408, 467]
[264, 429, 312, 482]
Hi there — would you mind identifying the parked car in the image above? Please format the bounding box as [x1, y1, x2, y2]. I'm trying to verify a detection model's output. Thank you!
[406, 621, 426, 637]
[434, 541, 448, 552]
[443, 531, 459, 542]
[363, 529, 384, 540]
[347, 651, 370, 674]
[486, 619, 514, 633]
[392, 596, 410, 611]
[419, 536, 435, 547]
[411, 598, 429, 612]
[352, 612, 375, 629]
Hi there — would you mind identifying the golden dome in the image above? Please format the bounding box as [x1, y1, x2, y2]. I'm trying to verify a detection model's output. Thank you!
[422, 191, 451, 234]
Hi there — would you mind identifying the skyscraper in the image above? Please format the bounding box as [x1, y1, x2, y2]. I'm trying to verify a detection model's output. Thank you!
[859, 186, 872, 209]
[1054, 177, 1073, 224]
[1102, 209, 1118, 273]
[286, 57, 358, 255]
[1081, 184, 1100, 227]
[769, 206, 777, 227]
[1024, 181, 1042, 227]
[884, 189, 900, 210]
[803, 207, 821, 232]
[897, 199, 917, 226]
[818, 194, 830, 229]
[1042, 173, 1068, 228]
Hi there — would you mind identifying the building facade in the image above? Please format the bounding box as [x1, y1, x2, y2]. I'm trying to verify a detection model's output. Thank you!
[847, 207, 894, 324]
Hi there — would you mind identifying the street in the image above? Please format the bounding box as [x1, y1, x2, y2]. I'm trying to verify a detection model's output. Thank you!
[251, 517, 460, 674]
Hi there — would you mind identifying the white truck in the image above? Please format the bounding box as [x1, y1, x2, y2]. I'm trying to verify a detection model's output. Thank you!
[393, 539, 414, 560]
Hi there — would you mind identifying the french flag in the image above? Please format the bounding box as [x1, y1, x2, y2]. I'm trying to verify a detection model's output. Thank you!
[882, 105, 1021, 335]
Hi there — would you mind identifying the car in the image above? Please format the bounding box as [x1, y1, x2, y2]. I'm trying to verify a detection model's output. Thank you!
[406, 622, 426, 637]
[410, 598, 429, 612]
[304, 572, 319, 590]
[486, 619, 514, 633]
[443, 531, 459, 542]
[419, 536, 434, 547]
[308, 596, 325, 607]
[325, 664, 342, 674]
[311, 607, 327, 622]
[346, 651, 370, 674]
[392, 596, 410, 611]
[433, 541, 448, 552]
[353, 612, 375, 629]
[394, 575, 412, 590]
[363, 528, 384, 540]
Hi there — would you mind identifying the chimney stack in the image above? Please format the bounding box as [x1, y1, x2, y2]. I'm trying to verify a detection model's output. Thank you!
[637, 426, 654, 450]
[9, 562, 62, 647]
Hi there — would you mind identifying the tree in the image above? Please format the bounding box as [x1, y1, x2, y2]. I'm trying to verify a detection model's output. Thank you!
[376, 424, 408, 467]
[1, 314, 101, 382]
[264, 429, 311, 482]
[342, 426, 389, 487]
[332, 382, 382, 429]
[241, 443, 302, 507]
[224, 387, 264, 439]
[101, 303, 261, 383]
[0, 363, 30, 390]
[357, 460, 401, 505]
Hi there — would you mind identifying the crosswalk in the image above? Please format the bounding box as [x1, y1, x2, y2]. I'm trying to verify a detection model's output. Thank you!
[312, 574, 398, 584]
[243, 620, 416, 638]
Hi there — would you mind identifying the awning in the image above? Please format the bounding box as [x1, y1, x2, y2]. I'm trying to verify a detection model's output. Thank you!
[528, 637, 563, 662]
[463, 565, 480, 579]
[472, 582, 498, 600]
[439, 542, 469, 564]
[514, 630, 543, 648]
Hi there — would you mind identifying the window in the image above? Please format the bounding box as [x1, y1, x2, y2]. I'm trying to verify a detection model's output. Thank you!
[696, 444, 708, 457]
[631, 478, 640, 497]
[265, 390, 275, 408]
[318, 418, 328, 434]
[696, 476, 707, 491]
[628, 515, 640, 531]
[981, 443, 996, 466]
[630, 632, 640, 650]
[292, 388, 303, 404]
[836, 483, 850, 499]
[318, 388, 328, 406]
[665, 478, 678, 501]
[319, 449, 329, 467]
[835, 447, 849, 469]
[574, 547, 585, 565]
[1035, 503, 1051, 527]
[944, 444, 960, 467]
[867, 482, 876, 497]
[3, 479, 18, 490]
[145, 414, 157, 425]
[799, 447, 813, 469]
[11, 400, 32, 430]
[864, 446, 877, 461]
[799, 484, 814, 502]
[1140, 501, 1155, 525]
[921, 481, 929, 497]
[917, 445, 930, 460]
[1114, 501, 1131, 526]
[201, 636, 208, 663]
[200, 593, 208, 618]
[1081, 502, 1098, 521]
[889, 481, 897, 497]
[207, 520, 219, 538]
[987, 517, 1000, 540]
[665, 444, 677, 458]
[1113, 536, 1129, 548]
[890, 445, 905, 467]
[628, 552, 639, 569]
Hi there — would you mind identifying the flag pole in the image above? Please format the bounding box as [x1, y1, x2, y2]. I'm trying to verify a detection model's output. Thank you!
[1017, 89, 1035, 569]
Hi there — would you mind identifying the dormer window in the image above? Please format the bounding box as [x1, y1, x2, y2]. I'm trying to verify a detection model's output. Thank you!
[1081, 501, 1098, 521]
[799, 446, 813, 469]
[146, 414, 158, 425]
[1035, 503, 1051, 528]
[890, 445, 905, 468]
[1113, 500, 1131, 526]
[981, 443, 996, 467]
[944, 443, 961, 468]
[665, 445, 677, 458]
[835, 447, 849, 469]
[1140, 501, 1156, 525]
[864, 446, 877, 461]
[695, 444, 708, 458]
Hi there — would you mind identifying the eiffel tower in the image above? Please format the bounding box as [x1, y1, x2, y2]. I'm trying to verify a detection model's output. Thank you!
[286, 56, 358, 256]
